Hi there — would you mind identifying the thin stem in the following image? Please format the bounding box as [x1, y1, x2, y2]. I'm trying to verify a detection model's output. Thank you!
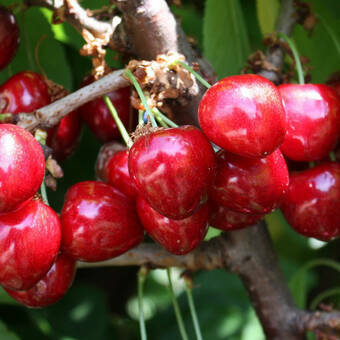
[103, 95, 133, 148]
[184, 279, 203, 340]
[277, 32, 304, 85]
[166, 268, 189, 340]
[310, 287, 340, 310]
[172, 60, 211, 89]
[138, 267, 149, 340]
[329, 151, 336, 162]
[124, 69, 158, 127]
[138, 110, 144, 125]
[153, 108, 179, 128]
[40, 178, 49, 206]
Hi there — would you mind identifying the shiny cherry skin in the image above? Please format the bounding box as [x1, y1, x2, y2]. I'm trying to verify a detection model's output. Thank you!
[0, 124, 45, 213]
[78, 75, 130, 143]
[137, 197, 209, 255]
[95, 141, 126, 182]
[4, 253, 76, 308]
[0, 6, 19, 70]
[278, 84, 340, 161]
[129, 125, 216, 219]
[46, 110, 82, 161]
[209, 205, 263, 231]
[0, 71, 50, 113]
[198, 74, 286, 158]
[281, 162, 340, 241]
[60, 181, 144, 262]
[210, 149, 289, 214]
[0, 199, 61, 291]
[107, 149, 138, 199]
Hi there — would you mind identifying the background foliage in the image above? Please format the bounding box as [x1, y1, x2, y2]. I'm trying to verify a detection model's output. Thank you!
[0, 0, 339, 339]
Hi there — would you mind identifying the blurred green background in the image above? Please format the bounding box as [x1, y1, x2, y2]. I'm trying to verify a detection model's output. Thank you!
[0, 0, 339, 339]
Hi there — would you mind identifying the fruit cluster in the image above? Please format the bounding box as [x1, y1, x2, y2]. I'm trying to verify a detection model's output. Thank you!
[0, 5, 339, 310]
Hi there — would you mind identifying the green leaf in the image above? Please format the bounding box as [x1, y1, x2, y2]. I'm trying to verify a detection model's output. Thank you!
[0, 321, 20, 340]
[203, 0, 251, 79]
[289, 258, 340, 308]
[256, 0, 279, 36]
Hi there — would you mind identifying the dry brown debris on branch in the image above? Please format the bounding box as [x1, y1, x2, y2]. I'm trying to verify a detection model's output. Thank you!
[125, 52, 198, 116]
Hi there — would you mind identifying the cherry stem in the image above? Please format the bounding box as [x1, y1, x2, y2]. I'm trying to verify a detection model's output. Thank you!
[138, 266, 149, 340]
[184, 277, 203, 340]
[153, 108, 179, 128]
[171, 60, 211, 89]
[277, 32, 305, 85]
[103, 95, 133, 148]
[40, 178, 49, 206]
[124, 69, 158, 127]
[166, 268, 189, 340]
[138, 110, 144, 125]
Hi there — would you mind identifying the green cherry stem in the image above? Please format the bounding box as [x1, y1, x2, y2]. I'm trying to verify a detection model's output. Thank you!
[40, 178, 49, 206]
[184, 277, 203, 340]
[166, 268, 189, 340]
[171, 60, 211, 89]
[34, 129, 49, 206]
[138, 110, 144, 125]
[277, 32, 305, 85]
[329, 151, 336, 162]
[138, 266, 149, 340]
[103, 94, 133, 148]
[153, 108, 179, 128]
[124, 69, 158, 127]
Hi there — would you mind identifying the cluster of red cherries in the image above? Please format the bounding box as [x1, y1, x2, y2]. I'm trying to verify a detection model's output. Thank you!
[0, 5, 339, 309]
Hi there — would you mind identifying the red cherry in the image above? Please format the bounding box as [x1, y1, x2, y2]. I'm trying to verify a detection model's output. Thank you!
[281, 162, 340, 241]
[46, 110, 82, 161]
[198, 74, 286, 158]
[278, 84, 340, 161]
[107, 149, 138, 199]
[95, 141, 126, 182]
[0, 6, 19, 70]
[78, 75, 130, 143]
[210, 149, 289, 214]
[209, 205, 263, 231]
[4, 253, 75, 308]
[128, 125, 216, 219]
[0, 71, 50, 113]
[0, 199, 61, 290]
[137, 197, 209, 255]
[60, 181, 144, 262]
[0, 124, 45, 213]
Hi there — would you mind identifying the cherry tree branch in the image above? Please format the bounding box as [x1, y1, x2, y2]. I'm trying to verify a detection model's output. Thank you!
[16, 69, 129, 130]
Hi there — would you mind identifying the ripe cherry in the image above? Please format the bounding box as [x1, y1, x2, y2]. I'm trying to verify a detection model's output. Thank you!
[0, 71, 50, 113]
[106, 149, 138, 199]
[137, 197, 209, 255]
[46, 110, 82, 161]
[0, 6, 19, 70]
[198, 74, 286, 158]
[210, 149, 289, 215]
[60, 181, 144, 262]
[281, 162, 340, 241]
[128, 125, 216, 219]
[209, 205, 263, 231]
[78, 75, 130, 143]
[95, 141, 126, 182]
[0, 199, 61, 291]
[4, 253, 76, 308]
[278, 84, 340, 161]
[0, 124, 45, 213]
